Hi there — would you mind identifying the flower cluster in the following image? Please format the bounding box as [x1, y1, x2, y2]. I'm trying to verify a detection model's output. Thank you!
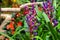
[43, 0, 58, 26]
[26, 4, 40, 40]
[43, 0, 54, 19]
[6, 21, 15, 34]
[5, 4, 23, 35]
[6, 18, 23, 35]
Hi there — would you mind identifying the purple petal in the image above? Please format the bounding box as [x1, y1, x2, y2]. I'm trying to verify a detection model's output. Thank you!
[43, 2, 48, 8]
[33, 26, 38, 30]
[53, 19, 58, 26]
[32, 5, 35, 10]
[24, 6, 29, 10]
[33, 32, 38, 36]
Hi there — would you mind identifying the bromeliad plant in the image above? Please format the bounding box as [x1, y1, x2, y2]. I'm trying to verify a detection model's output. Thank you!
[0, 0, 60, 40]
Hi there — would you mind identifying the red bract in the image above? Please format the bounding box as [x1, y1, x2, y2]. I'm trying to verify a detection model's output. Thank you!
[17, 21, 22, 26]
[48, 15, 51, 19]
[23, 10, 29, 15]
[30, 26, 33, 32]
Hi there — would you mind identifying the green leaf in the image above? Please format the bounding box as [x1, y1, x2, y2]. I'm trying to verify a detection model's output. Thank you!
[36, 16, 41, 21]
[56, 23, 60, 29]
[17, 0, 30, 4]
[58, 17, 60, 21]
[42, 12, 50, 22]
[38, 24, 43, 36]
[47, 22, 60, 40]
[46, 36, 50, 40]
[16, 0, 23, 4]
[57, 7, 60, 17]
[12, 28, 26, 38]
[24, 19, 28, 28]
[53, 0, 56, 9]
[35, 6, 42, 18]
[34, 36, 42, 40]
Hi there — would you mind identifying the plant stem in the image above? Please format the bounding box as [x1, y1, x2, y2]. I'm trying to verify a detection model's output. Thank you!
[11, 28, 26, 38]
[0, 32, 14, 40]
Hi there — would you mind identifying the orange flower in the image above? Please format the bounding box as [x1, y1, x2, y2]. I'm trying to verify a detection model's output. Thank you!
[10, 21, 14, 24]
[10, 22, 15, 30]
[6, 24, 14, 30]
[6, 25, 10, 30]
[6, 21, 15, 30]
[17, 21, 22, 26]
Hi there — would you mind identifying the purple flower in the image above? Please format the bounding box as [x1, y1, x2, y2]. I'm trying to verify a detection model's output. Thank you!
[26, 3, 40, 39]
[53, 20, 58, 23]
[31, 5, 35, 10]
[30, 22, 35, 26]
[33, 32, 38, 36]
[48, 10, 51, 14]
[50, 6, 54, 11]
[31, 5, 36, 14]
[33, 26, 38, 30]
[53, 19, 58, 26]
[43, 0, 53, 11]
[32, 22, 35, 25]
[26, 15, 30, 21]
[24, 6, 29, 10]
[43, 2, 48, 9]
[31, 15, 34, 18]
